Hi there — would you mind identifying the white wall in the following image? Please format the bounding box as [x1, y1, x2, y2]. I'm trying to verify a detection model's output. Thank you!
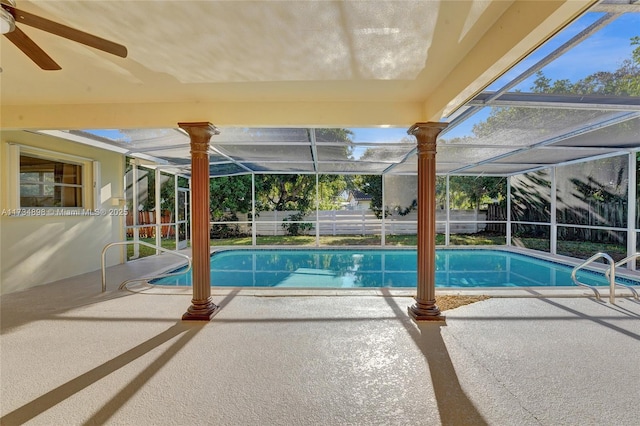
[0, 131, 125, 294]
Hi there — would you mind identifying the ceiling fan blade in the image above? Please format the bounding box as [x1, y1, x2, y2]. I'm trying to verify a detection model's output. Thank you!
[4, 26, 61, 70]
[6, 5, 127, 58]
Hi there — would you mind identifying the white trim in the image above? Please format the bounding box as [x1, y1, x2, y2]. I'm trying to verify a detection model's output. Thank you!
[7, 143, 95, 212]
[506, 177, 511, 246]
[93, 161, 101, 211]
[627, 153, 637, 270]
[550, 167, 557, 255]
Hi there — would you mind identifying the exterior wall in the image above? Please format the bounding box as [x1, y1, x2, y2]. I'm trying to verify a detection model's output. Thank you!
[0, 131, 125, 294]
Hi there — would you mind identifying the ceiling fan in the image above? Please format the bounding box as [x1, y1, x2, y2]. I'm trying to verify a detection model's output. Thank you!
[0, 0, 127, 70]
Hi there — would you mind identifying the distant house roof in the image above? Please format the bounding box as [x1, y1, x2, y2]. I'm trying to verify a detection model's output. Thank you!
[348, 190, 372, 202]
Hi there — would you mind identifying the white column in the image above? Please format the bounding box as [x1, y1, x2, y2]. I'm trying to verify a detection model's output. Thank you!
[445, 175, 451, 246]
[251, 174, 257, 246]
[155, 167, 162, 253]
[316, 173, 320, 246]
[550, 167, 557, 255]
[132, 159, 140, 259]
[381, 175, 386, 246]
[627, 153, 637, 270]
[506, 177, 511, 246]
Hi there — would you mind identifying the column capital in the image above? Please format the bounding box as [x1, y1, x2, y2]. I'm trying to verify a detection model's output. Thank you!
[408, 122, 449, 152]
[179, 122, 219, 158]
[178, 122, 220, 141]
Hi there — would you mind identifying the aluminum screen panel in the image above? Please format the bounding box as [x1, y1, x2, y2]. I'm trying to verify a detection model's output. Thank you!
[317, 162, 393, 173]
[316, 145, 414, 162]
[213, 128, 311, 144]
[243, 162, 315, 172]
[493, 147, 618, 164]
[215, 145, 313, 162]
[462, 163, 544, 175]
[208, 163, 251, 176]
[436, 146, 518, 164]
[441, 107, 630, 148]
[74, 129, 188, 150]
[509, 12, 640, 96]
[550, 116, 640, 148]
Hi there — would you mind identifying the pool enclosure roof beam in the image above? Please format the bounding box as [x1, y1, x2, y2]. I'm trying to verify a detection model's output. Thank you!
[480, 12, 618, 106]
[469, 93, 640, 111]
[310, 129, 319, 173]
[448, 111, 640, 175]
[439, 8, 620, 137]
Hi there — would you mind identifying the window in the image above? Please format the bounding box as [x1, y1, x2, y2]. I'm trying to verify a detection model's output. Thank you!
[20, 154, 83, 207]
[7, 144, 97, 211]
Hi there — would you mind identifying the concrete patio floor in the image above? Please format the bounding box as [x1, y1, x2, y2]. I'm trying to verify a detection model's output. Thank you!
[1, 256, 639, 425]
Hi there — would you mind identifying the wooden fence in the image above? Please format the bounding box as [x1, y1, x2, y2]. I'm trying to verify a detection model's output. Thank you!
[126, 211, 175, 238]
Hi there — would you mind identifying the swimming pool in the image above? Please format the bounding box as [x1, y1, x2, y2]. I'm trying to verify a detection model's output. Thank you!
[150, 248, 640, 289]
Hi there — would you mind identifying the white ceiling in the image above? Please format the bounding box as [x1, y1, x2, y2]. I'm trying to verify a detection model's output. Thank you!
[1, 0, 596, 128]
[3, 0, 638, 178]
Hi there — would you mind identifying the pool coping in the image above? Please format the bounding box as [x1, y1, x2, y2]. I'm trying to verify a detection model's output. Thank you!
[122, 282, 640, 300]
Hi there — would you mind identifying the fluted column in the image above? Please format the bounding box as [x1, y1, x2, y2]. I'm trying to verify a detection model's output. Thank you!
[179, 122, 220, 321]
[408, 122, 448, 322]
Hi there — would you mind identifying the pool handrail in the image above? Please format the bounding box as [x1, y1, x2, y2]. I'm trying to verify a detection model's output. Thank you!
[571, 252, 615, 303]
[101, 241, 192, 292]
[604, 252, 640, 301]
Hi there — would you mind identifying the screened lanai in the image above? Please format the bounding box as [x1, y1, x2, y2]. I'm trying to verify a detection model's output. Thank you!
[33, 3, 640, 268]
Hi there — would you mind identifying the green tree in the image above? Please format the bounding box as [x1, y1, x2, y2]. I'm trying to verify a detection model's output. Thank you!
[209, 174, 252, 219]
[208, 129, 354, 235]
[255, 174, 317, 212]
[448, 176, 506, 210]
[254, 128, 353, 214]
[531, 36, 640, 96]
[127, 163, 176, 212]
[474, 37, 640, 140]
[353, 175, 384, 218]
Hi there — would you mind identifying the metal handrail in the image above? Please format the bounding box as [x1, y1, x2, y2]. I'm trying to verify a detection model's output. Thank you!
[101, 241, 192, 292]
[605, 253, 640, 301]
[571, 252, 615, 303]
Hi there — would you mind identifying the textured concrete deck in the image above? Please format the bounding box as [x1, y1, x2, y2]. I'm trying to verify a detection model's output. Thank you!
[1, 257, 639, 425]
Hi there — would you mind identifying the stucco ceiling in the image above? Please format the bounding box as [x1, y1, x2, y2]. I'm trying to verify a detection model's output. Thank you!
[1, 0, 597, 129]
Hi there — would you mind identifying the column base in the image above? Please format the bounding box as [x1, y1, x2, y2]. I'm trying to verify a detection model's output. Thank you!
[182, 299, 220, 321]
[408, 299, 446, 322]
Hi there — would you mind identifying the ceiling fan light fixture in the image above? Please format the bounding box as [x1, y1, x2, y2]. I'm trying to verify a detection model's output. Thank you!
[1, 7, 15, 34]
[2, 0, 126, 70]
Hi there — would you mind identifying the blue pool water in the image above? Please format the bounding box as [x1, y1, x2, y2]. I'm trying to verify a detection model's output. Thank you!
[150, 249, 640, 289]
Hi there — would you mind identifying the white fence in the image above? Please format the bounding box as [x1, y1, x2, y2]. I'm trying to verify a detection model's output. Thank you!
[234, 210, 487, 236]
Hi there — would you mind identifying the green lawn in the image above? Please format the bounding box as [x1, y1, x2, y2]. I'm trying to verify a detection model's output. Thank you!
[209, 233, 506, 247]
[126, 237, 179, 259]
[514, 237, 628, 261]
[128, 233, 629, 263]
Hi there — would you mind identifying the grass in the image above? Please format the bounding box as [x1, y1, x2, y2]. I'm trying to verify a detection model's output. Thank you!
[209, 233, 507, 247]
[129, 233, 629, 264]
[513, 237, 628, 261]
[126, 237, 179, 259]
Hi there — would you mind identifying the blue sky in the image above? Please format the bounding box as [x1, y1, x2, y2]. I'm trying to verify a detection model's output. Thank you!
[348, 127, 409, 143]
[488, 12, 639, 92]
[85, 128, 130, 141]
[448, 11, 639, 140]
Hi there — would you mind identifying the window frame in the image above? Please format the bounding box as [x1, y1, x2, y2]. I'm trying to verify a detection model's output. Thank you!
[7, 144, 99, 214]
